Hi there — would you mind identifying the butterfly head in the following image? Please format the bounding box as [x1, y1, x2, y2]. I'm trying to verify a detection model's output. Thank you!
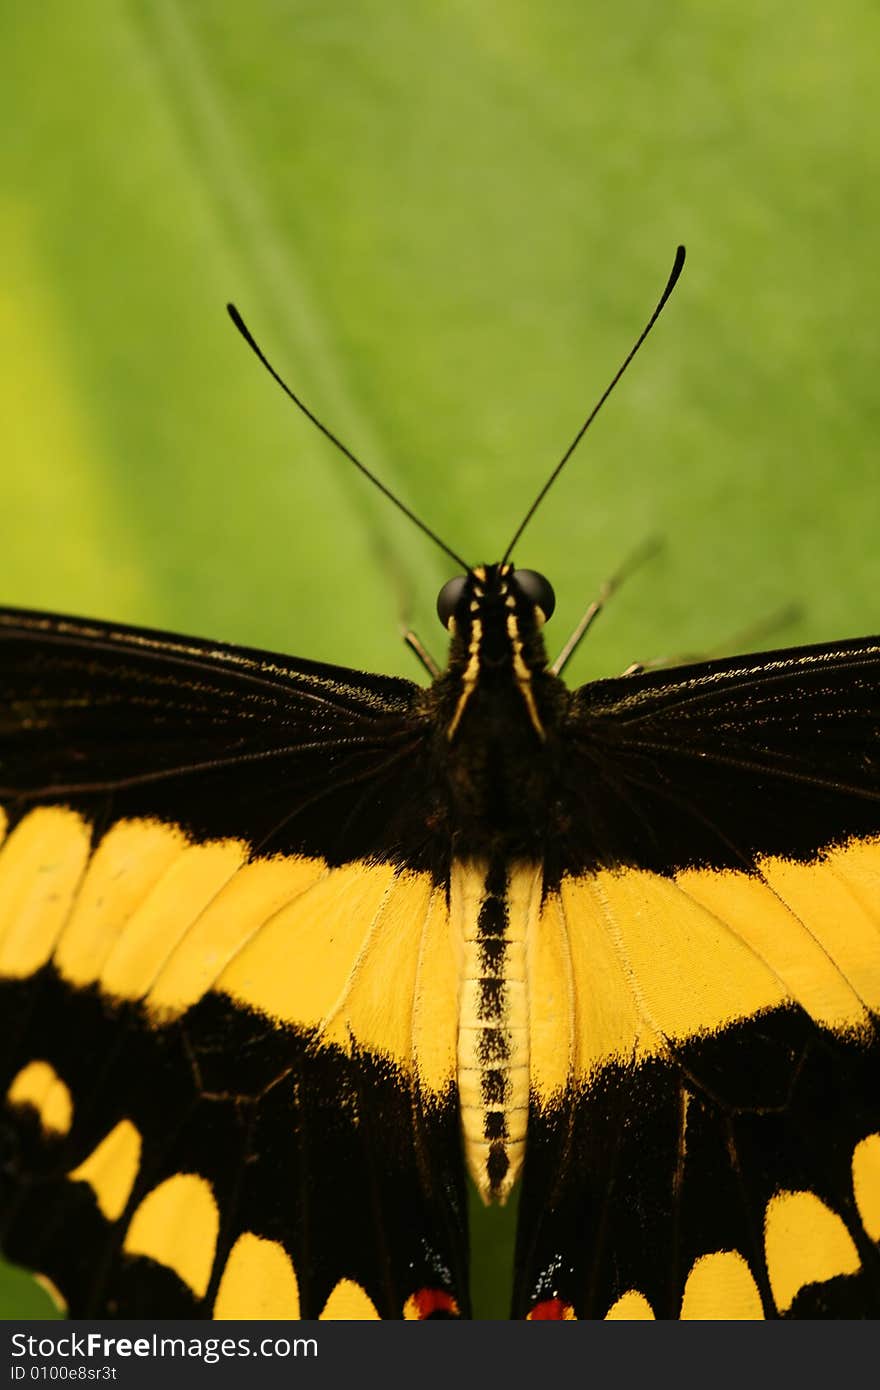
[436, 563, 555, 646]
[435, 562, 556, 740]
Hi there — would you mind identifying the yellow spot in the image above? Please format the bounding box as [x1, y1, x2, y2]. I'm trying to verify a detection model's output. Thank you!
[7, 1061, 73, 1136]
[605, 1290, 655, 1319]
[680, 1251, 764, 1319]
[0, 807, 7, 847]
[852, 1133, 880, 1242]
[594, 868, 787, 1044]
[325, 873, 458, 1094]
[217, 861, 393, 1031]
[124, 1173, 218, 1300]
[214, 1233, 300, 1319]
[197, 860, 454, 1090]
[533, 884, 651, 1100]
[68, 1120, 142, 1222]
[54, 819, 188, 987]
[319, 871, 431, 1058]
[826, 837, 880, 928]
[33, 1274, 67, 1313]
[0, 808, 91, 977]
[678, 862, 871, 1030]
[99, 838, 248, 999]
[320, 1279, 380, 1319]
[764, 1189, 860, 1314]
[759, 842, 880, 1013]
[411, 888, 459, 1096]
[147, 853, 326, 1018]
[528, 894, 578, 1098]
[540, 836, 880, 1097]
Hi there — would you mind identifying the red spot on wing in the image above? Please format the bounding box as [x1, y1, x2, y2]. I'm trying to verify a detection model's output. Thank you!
[527, 1298, 576, 1320]
[404, 1288, 461, 1319]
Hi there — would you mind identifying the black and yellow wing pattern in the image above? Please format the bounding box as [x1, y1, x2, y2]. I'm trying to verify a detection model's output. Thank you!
[0, 566, 878, 1319]
[516, 633, 880, 1318]
[0, 608, 466, 1318]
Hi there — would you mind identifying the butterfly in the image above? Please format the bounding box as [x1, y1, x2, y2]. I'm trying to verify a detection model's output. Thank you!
[1, 248, 878, 1320]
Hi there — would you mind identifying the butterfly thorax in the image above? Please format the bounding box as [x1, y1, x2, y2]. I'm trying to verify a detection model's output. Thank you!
[425, 562, 570, 863]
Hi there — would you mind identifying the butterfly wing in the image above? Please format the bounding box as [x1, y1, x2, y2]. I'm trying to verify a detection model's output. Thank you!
[0, 608, 466, 1319]
[516, 636, 880, 1319]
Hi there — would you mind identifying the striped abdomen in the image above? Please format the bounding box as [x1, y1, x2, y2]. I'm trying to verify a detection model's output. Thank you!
[453, 858, 542, 1203]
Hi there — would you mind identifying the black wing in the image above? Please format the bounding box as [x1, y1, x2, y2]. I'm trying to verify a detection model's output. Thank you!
[516, 636, 880, 1319]
[0, 608, 467, 1319]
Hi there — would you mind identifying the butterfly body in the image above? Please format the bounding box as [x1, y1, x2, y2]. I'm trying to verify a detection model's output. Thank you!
[419, 562, 579, 1204]
[0, 583, 878, 1319]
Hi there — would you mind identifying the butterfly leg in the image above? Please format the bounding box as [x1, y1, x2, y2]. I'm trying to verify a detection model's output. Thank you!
[551, 536, 663, 676]
[403, 629, 442, 678]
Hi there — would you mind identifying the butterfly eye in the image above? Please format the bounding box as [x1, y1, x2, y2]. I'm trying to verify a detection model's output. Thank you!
[512, 569, 556, 622]
[436, 575, 468, 630]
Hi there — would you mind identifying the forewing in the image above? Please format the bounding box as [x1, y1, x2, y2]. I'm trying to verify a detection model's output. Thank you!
[517, 636, 880, 1319]
[0, 609, 466, 1319]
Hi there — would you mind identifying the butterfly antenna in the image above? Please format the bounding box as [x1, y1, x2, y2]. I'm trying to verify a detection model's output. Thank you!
[502, 245, 686, 563]
[227, 305, 469, 572]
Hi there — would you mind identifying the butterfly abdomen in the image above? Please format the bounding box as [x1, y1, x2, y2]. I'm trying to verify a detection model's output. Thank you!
[452, 856, 542, 1203]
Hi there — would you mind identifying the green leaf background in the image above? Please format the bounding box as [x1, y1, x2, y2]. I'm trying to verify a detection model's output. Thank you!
[1, 0, 877, 1320]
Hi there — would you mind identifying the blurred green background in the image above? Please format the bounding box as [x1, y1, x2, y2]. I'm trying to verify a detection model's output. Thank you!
[1, 0, 878, 1320]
